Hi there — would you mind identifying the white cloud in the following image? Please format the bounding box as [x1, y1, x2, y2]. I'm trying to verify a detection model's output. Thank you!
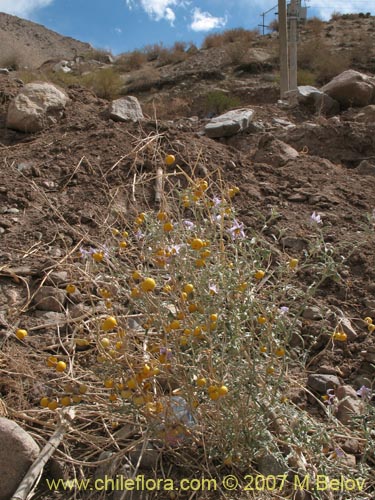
[308, 1, 374, 20]
[125, 0, 181, 23]
[0, 0, 54, 18]
[190, 7, 226, 32]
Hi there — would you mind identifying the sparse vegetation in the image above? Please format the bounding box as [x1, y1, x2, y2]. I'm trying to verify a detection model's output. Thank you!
[204, 90, 241, 115]
[202, 28, 258, 49]
[297, 68, 317, 86]
[115, 50, 147, 72]
[82, 67, 123, 99]
[82, 48, 113, 63]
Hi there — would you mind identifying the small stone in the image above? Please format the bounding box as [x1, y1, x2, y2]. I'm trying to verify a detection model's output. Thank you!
[307, 374, 341, 393]
[7, 208, 20, 214]
[341, 438, 360, 454]
[302, 306, 323, 320]
[128, 443, 160, 470]
[0, 417, 40, 500]
[280, 237, 308, 251]
[33, 286, 66, 312]
[45, 271, 68, 286]
[0, 227, 5, 234]
[287, 193, 308, 202]
[109, 96, 144, 122]
[256, 453, 287, 476]
[336, 385, 363, 425]
[355, 160, 375, 176]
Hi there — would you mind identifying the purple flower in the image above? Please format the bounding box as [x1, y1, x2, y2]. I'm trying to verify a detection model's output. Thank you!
[324, 389, 335, 405]
[356, 385, 372, 400]
[279, 306, 289, 315]
[134, 229, 144, 240]
[209, 283, 218, 295]
[311, 212, 322, 224]
[228, 219, 245, 240]
[212, 196, 222, 206]
[167, 244, 184, 255]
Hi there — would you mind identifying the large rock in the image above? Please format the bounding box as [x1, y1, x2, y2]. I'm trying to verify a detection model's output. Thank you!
[322, 70, 375, 109]
[254, 134, 299, 167]
[297, 85, 340, 115]
[109, 96, 144, 122]
[6, 82, 69, 133]
[0, 417, 40, 500]
[204, 108, 255, 138]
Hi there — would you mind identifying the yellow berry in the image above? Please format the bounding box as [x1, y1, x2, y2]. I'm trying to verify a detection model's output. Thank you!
[133, 395, 145, 406]
[92, 251, 104, 262]
[188, 303, 198, 313]
[40, 397, 49, 408]
[180, 336, 188, 346]
[15, 328, 28, 340]
[266, 366, 275, 375]
[48, 400, 59, 411]
[208, 384, 218, 393]
[257, 316, 267, 325]
[100, 337, 111, 349]
[169, 320, 181, 330]
[197, 179, 209, 191]
[104, 378, 114, 389]
[218, 385, 229, 396]
[254, 270, 265, 280]
[289, 258, 299, 269]
[56, 361, 67, 372]
[165, 154, 176, 166]
[228, 186, 240, 198]
[260, 346, 267, 353]
[364, 316, 373, 324]
[119, 241, 127, 248]
[109, 393, 118, 402]
[200, 249, 211, 258]
[99, 288, 112, 299]
[140, 277, 156, 292]
[275, 347, 286, 357]
[72, 395, 82, 404]
[184, 283, 194, 294]
[122, 231, 129, 238]
[101, 316, 117, 331]
[163, 221, 173, 232]
[127, 378, 138, 390]
[368, 324, 375, 333]
[195, 258, 206, 268]
[47, 355, 58, 367]
[111, 228, 120, 236]
[332, 332, 347, 342]
[196, 377, 207, 387]
[79, 384, 88, 394]
[61, 396, 72, 407]
[210, 313, 218, 322]
[132, 270, 142, 281]
[157, 211, 168, 221]
[65, 284, 76, 294]
[130, 287, 141, 298]
[238, 282, 248, 292]
[209, 390, 220, 401]
[121, 390, 132, 399]
[191, 238, 204, 250]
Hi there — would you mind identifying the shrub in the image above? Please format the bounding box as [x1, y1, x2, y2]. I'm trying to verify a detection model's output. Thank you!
[156, 42, 188, 67]
[269, 19, 279, 32]
[204, 90, 241, 115]
[224, 42, 248, 65]
[82, 48, 114, 63]
[202, 28, 258, 49]
[305, 16, 325, 36]
[0, 52, 22, 70]
[330, 11, 342, 21]
[83, 67, 123, 99]
[115, 50, 147, 72]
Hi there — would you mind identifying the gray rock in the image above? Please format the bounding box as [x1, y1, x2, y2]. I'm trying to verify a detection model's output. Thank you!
[297, 85, 340, 115]
[322, 70, 375, 109]
[353, 104, 375, 123]
[109, 96, 144, 122]
[0, 417, 40, 500]
[33, 286, 66, 312]
[256, 453, 287, 476]
[45, 271, 69, 286]
[128, 443, 160, 470]
[355, 160, 375, 176]
[280, 237, 308, 251]
[6, 82, 69, 133]
[254, 135, 299, 166]
[336, 385, 363, 424]
[204, 108, 255, 138]
[302, 306, 323, 321]
[0, 68, 10, 75]
[307, 374, 341, 393]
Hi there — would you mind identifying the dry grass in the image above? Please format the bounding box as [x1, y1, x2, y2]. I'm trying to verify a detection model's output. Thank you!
[202, 28, 258, 49]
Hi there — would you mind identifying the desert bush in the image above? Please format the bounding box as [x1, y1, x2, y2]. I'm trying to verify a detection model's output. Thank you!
[82, 48, 113, 63]
[156, 42, 188, 67]
[142, 43, 166, 62]
[330, 11, 342, 21]
[298, 39, 351, 84]
[224, 42, 248, 65]
[350, 33, 374, 68]
[115, 50, 147, 72]
[0, 52, 22, 70]
[82, 67, 123, 99]
[305, 16, 325, 36]
[123, 68, 160, 93]
[202, 28, 258, 49]
[204, 90, 241, 115]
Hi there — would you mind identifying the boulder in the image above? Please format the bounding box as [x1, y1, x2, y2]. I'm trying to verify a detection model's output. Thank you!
[297, 85, 340, 115]
[353, 104, 375, 123]
[0, 417, 40, 500]
[307, 374, 341, 393]
[53, 60, 72, 73]
[254, 135, 299, 166]
[108, 96, 144, 122]
[204, 108, 255, 138]
[355, 160, 375, 176]
[6, 82, 69, 133]
[322, 70, 375, 109]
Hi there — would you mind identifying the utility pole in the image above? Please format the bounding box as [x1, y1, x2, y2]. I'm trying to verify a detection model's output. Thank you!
[289, 0, 298, 96]
[278, 0, 289, 99]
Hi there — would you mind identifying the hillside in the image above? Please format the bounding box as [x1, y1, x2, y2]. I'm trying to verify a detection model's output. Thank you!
[0, 12, 92, 69]
[0, 12, 374, 500]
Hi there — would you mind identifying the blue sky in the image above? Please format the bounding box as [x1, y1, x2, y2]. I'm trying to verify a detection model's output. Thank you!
[0, 0, 374, 54]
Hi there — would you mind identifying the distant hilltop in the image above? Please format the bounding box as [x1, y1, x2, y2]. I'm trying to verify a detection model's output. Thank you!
[0, 12, 92, 69]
